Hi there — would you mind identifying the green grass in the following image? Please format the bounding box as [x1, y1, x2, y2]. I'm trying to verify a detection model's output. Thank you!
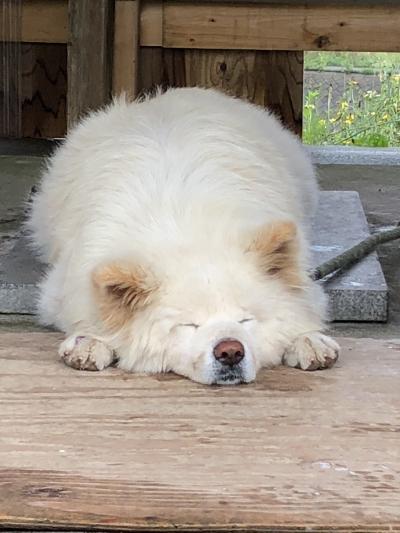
[303, 52, 400, 147]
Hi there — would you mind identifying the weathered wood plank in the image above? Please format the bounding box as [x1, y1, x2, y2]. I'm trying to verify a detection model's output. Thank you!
[140, 2, 400, 52]
[0, 1, 22, 137]
[261, 51, 304, 135]
[1, 0, 399, 52]
[140, 0, 164, 47]
[162, 49, 303, 134]
[113, 0, 141, 98]
[21, 43, 67, 138]
[139, 46, 165, 93]
[0, 333, 399, 531]
[0, 0, 68, 44]
[67, 0, 114, 128]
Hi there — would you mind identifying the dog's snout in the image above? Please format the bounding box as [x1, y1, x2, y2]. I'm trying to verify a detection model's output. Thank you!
[213, 339, 245, 366]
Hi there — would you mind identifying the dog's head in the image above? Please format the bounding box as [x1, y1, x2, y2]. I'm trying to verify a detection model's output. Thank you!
[92, 221, 307, 385]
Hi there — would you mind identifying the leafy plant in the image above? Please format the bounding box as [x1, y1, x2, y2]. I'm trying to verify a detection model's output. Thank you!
[303, 72, 400, 147]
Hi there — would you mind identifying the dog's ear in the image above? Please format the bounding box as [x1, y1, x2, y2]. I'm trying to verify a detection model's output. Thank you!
[247, 221, 305, 288]
[92, 262, 158, 328]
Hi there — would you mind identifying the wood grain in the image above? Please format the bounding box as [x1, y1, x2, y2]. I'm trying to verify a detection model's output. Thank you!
[21, 43, 67, 138]
[0, 0, 68, 44]
[161, 49, 303, 134]
[145, 2, 400, 52]
[67, 0, 114, 128]
[0, 1, 22, 137]
[0, 333, 399, 531]
[113, 0, 141, 98]
[140, 0, 164, 47]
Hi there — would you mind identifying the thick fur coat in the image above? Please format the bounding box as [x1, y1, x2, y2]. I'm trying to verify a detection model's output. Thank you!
[28, 88, 339, 384]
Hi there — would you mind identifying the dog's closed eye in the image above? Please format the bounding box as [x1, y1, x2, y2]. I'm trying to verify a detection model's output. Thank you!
[179, 323, 200, 329]
[238, 318, 254, 324]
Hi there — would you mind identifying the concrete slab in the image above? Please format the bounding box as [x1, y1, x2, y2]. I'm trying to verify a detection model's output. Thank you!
[0, 232, 43, 314]
[0, 191, 388, 321]
[309, 145, 400, 166]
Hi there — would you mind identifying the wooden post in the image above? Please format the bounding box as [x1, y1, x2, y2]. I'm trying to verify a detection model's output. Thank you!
[0, 0, 22, 138]
[113, 0, 141, 99]
[67, 0, 114, 129]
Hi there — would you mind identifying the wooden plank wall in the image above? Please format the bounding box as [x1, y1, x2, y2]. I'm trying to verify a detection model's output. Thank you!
[126, 48, 304, 134]
[153, 2, 400, 52]
[21, 44, 67, 138]
[0, 43, 67, 139]
[0, 0, 67, 139]
[3, 0, 400, 138]
[138, 48, 304, 134]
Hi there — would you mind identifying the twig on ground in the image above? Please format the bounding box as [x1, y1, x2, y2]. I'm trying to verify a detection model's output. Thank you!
[310, 223, 400, 281]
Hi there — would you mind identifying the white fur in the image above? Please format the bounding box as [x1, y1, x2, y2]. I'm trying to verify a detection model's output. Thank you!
[28, 88, 338, 384]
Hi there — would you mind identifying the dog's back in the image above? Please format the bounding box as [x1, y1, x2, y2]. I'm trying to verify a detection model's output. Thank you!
[29, 88, 317, 267]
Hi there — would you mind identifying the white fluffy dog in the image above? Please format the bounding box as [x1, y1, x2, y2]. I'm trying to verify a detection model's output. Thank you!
[28, 87, 339, 385]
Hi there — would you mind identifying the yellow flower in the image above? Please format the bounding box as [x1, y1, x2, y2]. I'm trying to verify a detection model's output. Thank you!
[340, 101, 349, 110]
[382, 113, 390, 121]
[344, 114, 355, 125]
[393, 74, 400, 82]
[348, 79, 359, 86]
[318, 119, 326, 126]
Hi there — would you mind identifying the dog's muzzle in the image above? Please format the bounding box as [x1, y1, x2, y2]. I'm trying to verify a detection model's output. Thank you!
[212, 338, 246, 385]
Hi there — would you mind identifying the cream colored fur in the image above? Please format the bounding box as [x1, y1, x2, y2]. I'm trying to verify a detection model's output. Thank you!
[28, 88, 339, 385]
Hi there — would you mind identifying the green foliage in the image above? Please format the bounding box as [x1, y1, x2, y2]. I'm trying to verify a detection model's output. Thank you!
[304, 52, 400, 74]
[303, 73, 400, 147]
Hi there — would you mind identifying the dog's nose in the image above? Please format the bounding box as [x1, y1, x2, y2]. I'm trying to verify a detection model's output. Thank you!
[213, 339, 245, 366]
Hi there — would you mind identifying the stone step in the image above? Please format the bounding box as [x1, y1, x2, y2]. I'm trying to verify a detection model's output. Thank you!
[311, 191, 387, 322]
[0, 191, 388, 321]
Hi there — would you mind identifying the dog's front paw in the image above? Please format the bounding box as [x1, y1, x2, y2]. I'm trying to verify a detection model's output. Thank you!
[59, 336, 115, 371]
[284, 332, 339, 371]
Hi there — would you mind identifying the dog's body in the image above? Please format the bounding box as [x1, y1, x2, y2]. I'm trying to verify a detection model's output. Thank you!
[28, 88, 338, 384]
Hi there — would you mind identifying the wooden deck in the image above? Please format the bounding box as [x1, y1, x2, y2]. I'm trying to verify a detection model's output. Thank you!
[0, 333, 399, 531]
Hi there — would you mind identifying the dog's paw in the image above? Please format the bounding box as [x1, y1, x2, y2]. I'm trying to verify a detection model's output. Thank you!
[58, 336, 115, 371]
[283, 332, 339, 371]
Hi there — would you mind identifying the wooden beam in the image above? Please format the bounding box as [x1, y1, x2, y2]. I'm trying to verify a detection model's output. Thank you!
[139, 1, 400, 52]
[67, 0, 114, 129]
[113, 0, 141, 99]
[1, 0, 399, 52]
[0, 0, 68, 44]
